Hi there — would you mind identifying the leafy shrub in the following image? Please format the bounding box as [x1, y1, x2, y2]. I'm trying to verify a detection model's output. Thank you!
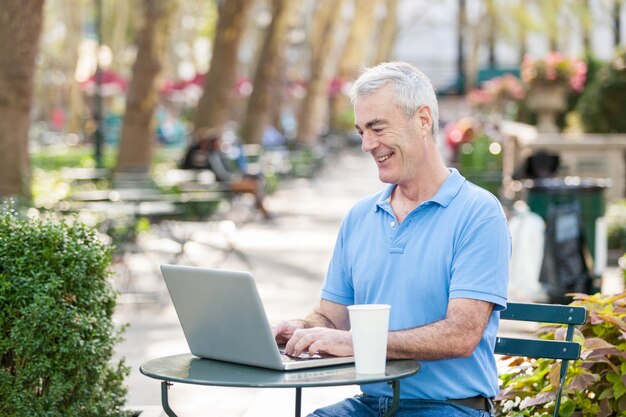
[495, 293, 626, 417]
[457, 133, 503, 196]
[577, 48, 626, 133]
[0, 210, 131, 416]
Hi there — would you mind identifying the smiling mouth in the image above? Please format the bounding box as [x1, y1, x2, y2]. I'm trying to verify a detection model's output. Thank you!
[375, 153, 393, 163]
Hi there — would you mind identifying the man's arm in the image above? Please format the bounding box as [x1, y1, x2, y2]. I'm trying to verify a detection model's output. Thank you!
[388, 298, 494, 360]
[276, 297, 494, 361]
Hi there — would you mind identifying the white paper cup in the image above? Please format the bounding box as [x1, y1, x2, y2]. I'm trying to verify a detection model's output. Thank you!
[348, 304, 391, 375]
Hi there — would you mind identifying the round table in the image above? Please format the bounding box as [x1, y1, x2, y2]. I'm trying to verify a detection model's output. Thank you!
[141, 353, 420, 417]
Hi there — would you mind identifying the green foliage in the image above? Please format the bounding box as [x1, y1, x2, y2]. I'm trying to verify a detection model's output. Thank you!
[289, 146, 324, 178]
[495, 293, 626, 417]
[0, 211, 131, 417]
[577, 48, 626, 133]
[31, 145, 181, 173]
[30, 146, 117, 171]
[458, 134, 503, 195]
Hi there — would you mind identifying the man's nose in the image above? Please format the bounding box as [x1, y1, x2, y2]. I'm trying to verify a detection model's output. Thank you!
[360, 132, 377, 153]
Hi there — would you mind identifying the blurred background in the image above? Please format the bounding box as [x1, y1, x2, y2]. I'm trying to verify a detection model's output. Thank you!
[2, 0, 624, 269]
[2, 1, 626, 414]
[1, 0, 625, 201]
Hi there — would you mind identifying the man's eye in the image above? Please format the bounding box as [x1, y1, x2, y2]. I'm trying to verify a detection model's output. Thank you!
[372, 128, 383, 134]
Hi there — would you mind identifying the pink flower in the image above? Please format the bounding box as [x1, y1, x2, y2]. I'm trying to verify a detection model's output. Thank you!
[467, 74, 526, 109]
[569, 61, 588, 92]
[521, 52, 587, 93]
[521, 56, 536, 83]
[467, 88, 493, 106]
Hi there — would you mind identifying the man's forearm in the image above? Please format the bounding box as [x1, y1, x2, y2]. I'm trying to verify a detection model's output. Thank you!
[387, 320, 473, 360]
[387, 299, 493, 361]
[301, 299, 350, 330]
[302, 311, 338, 329]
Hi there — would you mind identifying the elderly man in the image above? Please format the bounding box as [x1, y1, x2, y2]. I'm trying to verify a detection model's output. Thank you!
[273, 62, 510, 417]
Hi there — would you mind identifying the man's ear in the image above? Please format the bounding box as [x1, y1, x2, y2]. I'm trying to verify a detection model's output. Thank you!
[415, 105, 433, 133]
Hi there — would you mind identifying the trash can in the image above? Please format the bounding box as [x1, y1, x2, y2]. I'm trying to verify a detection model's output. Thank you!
[525, 177, 609, 302]
[525, 177, 609, 262]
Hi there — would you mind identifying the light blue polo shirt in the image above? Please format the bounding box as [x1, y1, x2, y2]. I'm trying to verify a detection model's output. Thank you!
[321, 169, 510, 400]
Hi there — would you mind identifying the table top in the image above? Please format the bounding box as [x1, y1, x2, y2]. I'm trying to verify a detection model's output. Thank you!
[140, 353, 420, 389]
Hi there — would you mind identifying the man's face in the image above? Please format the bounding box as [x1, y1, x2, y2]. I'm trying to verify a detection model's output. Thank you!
[354, 85, 425, 186]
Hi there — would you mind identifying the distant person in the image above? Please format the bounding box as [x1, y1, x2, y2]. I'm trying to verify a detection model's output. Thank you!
[180, 127, 271, 220]
[261, 124, 286, 148]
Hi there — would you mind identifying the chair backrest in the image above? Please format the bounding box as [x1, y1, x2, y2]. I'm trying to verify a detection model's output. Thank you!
[496, 302, 587, 417]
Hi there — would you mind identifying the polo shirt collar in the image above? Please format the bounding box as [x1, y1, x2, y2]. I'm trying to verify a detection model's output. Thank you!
[374, 168, 465, 212]
[432, 168, 465, 207]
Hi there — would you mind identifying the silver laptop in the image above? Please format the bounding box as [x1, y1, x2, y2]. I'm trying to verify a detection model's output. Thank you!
[160, 264, 354, 370]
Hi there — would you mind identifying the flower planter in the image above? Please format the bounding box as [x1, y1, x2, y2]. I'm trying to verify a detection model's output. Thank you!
[526, 84, 567, 133]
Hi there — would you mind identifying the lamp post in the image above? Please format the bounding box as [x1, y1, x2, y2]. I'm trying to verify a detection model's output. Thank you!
[93, 0, 103, 168]
[615, 1, 622, 48]
[457, 0, 466, 95]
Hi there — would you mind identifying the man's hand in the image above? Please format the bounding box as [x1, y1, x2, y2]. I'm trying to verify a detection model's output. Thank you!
[272, 300, 352, 357]
[284, 327, 353, 358]
[271, 320, 304, 346]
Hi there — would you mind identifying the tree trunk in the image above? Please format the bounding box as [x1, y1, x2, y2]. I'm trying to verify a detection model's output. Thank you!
[615, 0, 622, 47]
[0, 0, 45, 201]
[465, 1, 488, 92]
[516, 0, 528, 63]
[486, 0, 496, 68]
[541, 0, 562, 51]
[330, 0, 380, 133]
[194, 0, 254, 132]
[116, 0, 177, 173]
[297, 0, 345, 144]
[239, 0, 292, 145]
[62, 0, 84, 134]
[374, 0, 399, 64]
[110, 0, 133, 71]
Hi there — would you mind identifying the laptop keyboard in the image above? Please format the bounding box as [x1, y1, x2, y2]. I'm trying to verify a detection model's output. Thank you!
[279, 348, 324, 362]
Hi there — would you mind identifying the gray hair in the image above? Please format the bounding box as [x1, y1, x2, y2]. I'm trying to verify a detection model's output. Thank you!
[350, 62, 439, 138]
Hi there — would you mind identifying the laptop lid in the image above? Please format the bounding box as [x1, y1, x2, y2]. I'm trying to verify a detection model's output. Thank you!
[160, 264, 353, 370]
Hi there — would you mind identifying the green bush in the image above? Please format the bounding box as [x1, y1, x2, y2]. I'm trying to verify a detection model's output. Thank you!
[0, 210, 131, 416]
[577, 48, 626, 133]
[457, 133, 503, 195]
[495, 293, 626, 417]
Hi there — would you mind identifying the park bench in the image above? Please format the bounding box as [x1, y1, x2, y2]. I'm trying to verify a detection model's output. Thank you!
[496, 302, 587, 417]
[61, 167, 111, 184]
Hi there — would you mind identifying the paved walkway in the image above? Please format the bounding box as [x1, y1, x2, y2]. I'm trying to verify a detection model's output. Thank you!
[113, 146, 623, 416]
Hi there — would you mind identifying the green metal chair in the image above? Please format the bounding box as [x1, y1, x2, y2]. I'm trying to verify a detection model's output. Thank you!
[496, 302, 587, 417]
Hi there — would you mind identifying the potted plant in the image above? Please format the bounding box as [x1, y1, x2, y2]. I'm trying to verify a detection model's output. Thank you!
[495, 292, 626, 416]
[0, 209, 132, 416]
[467, 74, 526, 120]
[521, 52, 587, 133]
